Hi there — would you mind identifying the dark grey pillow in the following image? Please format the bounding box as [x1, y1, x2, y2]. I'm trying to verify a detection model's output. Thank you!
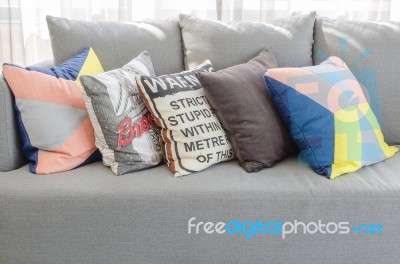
[197, 50, 297, 172]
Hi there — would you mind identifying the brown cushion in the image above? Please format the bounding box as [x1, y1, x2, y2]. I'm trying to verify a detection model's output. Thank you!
[197, 49, 297, 172]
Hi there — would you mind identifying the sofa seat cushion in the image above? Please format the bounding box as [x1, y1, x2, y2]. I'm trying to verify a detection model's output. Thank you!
[1, 150, 400, 197]
[1, 150, 400, 263]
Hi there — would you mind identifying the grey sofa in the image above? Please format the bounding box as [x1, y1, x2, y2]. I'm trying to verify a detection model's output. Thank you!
[1, 13, 400, 264]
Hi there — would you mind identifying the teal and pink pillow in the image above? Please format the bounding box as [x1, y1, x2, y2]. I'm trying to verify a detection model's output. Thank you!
[264, 56, 398, 179]
[2, 47, 104, 174]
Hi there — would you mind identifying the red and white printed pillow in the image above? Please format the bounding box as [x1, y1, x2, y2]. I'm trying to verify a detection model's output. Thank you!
[80, 51, 163, 175]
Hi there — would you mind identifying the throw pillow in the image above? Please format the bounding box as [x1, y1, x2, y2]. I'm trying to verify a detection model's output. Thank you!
[179, 12, 316, 71]
[2, 47, 104, 174]
[136, 61, 234, 177]
[264, 56, 398, 179]
[197, 49, 298, 173]
[80, 51, 163, 175]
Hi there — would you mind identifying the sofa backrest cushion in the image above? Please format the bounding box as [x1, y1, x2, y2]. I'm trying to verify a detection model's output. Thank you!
[46, 16, 184, 75]
[313, 17, 400, 145]
[179, 12, 316, 71]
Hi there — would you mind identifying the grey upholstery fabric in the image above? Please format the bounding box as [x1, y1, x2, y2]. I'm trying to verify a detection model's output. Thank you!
[31, 59, 54, 69]
[179, 12, 316, 70]
[313, 17, 400, 145]
[1, 150, 400, 264]
[0, 74, 26, 171]
[46, 16, 184, 75]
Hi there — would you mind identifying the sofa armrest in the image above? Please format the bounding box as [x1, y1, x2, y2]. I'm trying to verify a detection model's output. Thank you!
[0, 73, 26, 171]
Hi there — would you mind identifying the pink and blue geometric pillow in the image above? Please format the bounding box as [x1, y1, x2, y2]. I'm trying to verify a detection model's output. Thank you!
[2, 47, 104, 174]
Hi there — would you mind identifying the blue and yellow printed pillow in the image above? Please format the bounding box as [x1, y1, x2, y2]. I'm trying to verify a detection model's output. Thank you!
[264, 56, 398, 179]
[3, 47, 104, 174]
